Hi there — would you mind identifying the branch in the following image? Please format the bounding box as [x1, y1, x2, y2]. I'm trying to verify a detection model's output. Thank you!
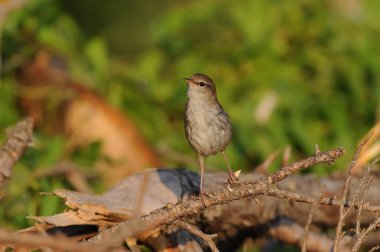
[0, 117, 34, 192]
[351, 158, 379, 252]
[174, 221, 218, 252]
[352, 216, 380, 252]
[88, 147, 344, 250]
[267, 219, 351, 252]
[0, 229, 91, 252]
[301, 197, 318, 252]
[334, 133, 372, 251]
[264, 187, 380, 213]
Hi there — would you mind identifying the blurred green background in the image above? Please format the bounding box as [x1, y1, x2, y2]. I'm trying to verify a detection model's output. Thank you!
[0, 0, 379, 232]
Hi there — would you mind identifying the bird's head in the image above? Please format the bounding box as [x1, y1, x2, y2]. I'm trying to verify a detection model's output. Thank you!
[184, 73, 217, 98]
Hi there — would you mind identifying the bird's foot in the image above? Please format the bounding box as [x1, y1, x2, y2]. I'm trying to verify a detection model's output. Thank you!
[227, 170, 239, 185]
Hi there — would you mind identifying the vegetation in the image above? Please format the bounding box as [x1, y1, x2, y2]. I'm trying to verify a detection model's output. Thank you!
[1, 0, 379, 231]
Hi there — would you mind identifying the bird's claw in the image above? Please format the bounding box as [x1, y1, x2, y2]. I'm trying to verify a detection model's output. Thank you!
[227, 171, 239, 185]
[199, 192, 208, 207]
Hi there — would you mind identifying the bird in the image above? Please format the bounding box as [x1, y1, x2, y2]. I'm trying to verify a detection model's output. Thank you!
[184, 73, 238, 203]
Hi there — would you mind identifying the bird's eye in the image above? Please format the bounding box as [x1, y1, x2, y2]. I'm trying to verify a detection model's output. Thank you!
[199, 82, 206, 87]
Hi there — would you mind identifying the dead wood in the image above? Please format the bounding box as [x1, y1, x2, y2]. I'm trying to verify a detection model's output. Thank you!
[0, 117, 34, 194]
[0, 125, 378, 252]
[29, 163, 380, 251]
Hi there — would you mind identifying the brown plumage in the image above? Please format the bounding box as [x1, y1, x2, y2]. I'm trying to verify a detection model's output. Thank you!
[184, 73, 237, 203]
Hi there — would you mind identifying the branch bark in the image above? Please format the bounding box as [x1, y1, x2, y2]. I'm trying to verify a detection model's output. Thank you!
[87, 148, 344, 251]
[0, 117, 34, 193]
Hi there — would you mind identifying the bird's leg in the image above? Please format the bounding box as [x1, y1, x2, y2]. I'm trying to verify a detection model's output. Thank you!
[197, 154, 207, 206]
[222, 151, 238, 184]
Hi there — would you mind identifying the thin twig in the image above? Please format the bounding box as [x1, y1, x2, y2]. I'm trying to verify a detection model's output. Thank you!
[355, 166, 373, 235]
[267, 148, 344, 185]
[301, 197, 319, 252]
[0, 229, 93, 252]
[369, 245, 380, 252]
[88, 147, 344, 249]
[174, 220, 218, 252]
[334, 133, 372, 252]
[351, 158, 380, 251]
[255, 150, 280, 174]
[264, 187, 380, 213]
[352, 216, 380, 252]
[282, 145, 292, 166]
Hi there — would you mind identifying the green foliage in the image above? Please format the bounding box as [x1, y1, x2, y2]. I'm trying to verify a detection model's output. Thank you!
[84, 38, 109, 81]
[72, 141, 102, 167]
[1, 0, 380, 230]
[0, 78, 20, 130]
[120, 0, 380, 172]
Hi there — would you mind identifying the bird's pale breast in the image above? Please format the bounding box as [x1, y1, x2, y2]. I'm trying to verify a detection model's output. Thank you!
[185, 94, 232, 156]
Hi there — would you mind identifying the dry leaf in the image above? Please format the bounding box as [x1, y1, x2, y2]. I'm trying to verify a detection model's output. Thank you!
[16, 51, 161, 184]
[32, 169, 199, 228]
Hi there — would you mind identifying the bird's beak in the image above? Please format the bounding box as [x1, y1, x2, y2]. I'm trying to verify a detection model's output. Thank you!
[184, 77, 195, 86]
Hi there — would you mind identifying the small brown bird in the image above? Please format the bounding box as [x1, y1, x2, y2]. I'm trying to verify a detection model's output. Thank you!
[184, 73, 237, 201]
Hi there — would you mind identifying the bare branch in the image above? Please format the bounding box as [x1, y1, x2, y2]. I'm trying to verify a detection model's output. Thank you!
[351, 158, 380, 251]
[264, 187, 380, 213]
[352, 216, 380, 252]
[301, 197, 318, 252]
[88, 147, 344, 250]
[267, 147, 344, 185]
[0, 229, 92, 252]
[334, 133, 372, 251]
[369, 245, 380, 252]
[355, 166, 373, 235]
[0, 117, 34, 193]
[174, 220, 218, 252]
[267, 220, 351, 252]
